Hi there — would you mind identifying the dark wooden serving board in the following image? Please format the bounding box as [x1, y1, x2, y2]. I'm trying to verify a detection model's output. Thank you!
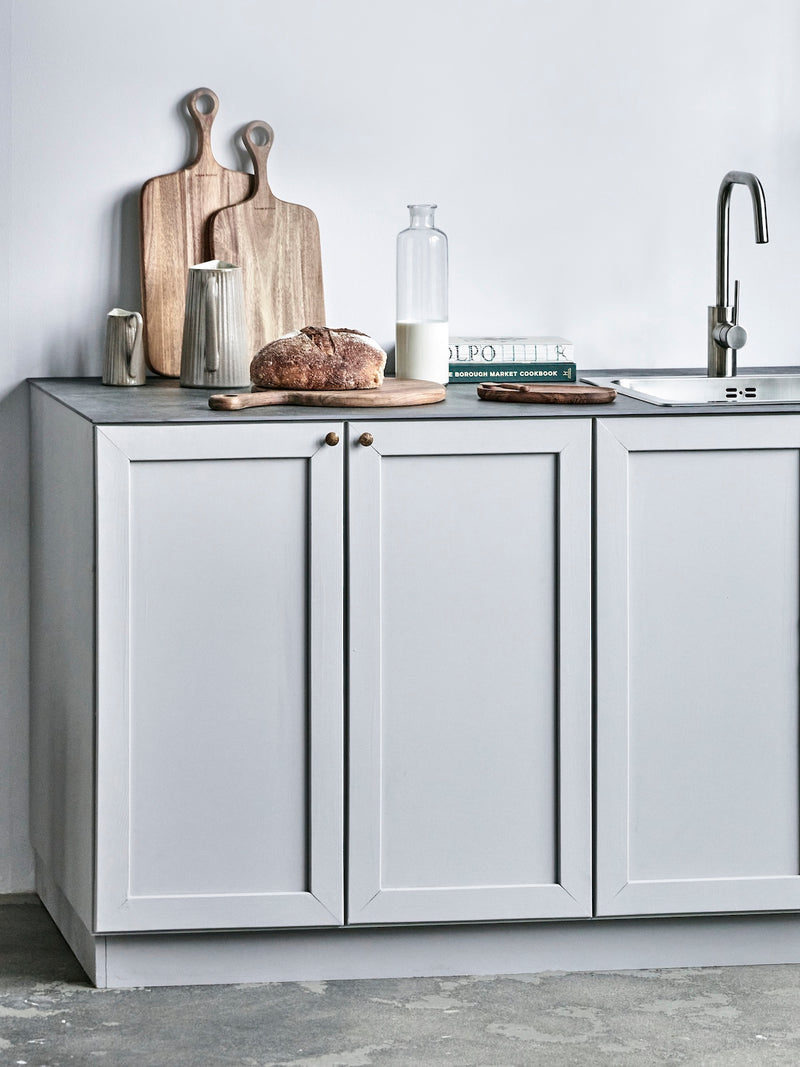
[209, 378, 446, 410]
[477, 382, 616, 404]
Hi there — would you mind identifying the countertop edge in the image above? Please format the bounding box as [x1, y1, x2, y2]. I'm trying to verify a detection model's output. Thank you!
[26, 371, 800, 425]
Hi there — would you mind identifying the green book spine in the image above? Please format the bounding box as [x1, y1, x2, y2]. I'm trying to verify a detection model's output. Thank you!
[448, 362, 577, 383]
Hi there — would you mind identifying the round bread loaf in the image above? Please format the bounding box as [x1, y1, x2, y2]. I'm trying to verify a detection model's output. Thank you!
[250, 326, 387, 390]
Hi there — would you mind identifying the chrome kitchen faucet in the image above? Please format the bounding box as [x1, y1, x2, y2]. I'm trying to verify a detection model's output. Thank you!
[708, 171, 769, 377]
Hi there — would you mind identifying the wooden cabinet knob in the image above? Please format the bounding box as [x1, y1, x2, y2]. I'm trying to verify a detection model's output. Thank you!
[359, 432, 374, 447]
[325, 431, 339, 447]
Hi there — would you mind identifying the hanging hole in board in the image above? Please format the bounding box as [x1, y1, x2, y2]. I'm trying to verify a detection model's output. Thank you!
[250, 126, 270, 147]
[196, 93, 215, 114]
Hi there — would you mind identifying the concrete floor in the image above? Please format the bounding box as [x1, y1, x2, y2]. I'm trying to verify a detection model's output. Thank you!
[3, 895, 800, 1066]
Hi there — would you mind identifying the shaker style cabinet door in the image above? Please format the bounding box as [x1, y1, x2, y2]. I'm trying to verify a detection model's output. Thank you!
[596, 416, 800, 916]
[94, 424, 344, 932]
[347, 419, 592, 924]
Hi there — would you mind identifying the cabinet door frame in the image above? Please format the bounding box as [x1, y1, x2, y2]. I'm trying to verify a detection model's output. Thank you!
[95, 423, 344, 932]
[596, 414, 800, 916]
[347, 417, 592, 924]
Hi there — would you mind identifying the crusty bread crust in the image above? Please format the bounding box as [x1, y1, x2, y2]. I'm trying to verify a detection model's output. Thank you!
[250, 326, 387, 390]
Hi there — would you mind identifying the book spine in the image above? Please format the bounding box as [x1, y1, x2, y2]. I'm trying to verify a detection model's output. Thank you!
[449, 362, 576, 383]
[449, 342, 574, 363]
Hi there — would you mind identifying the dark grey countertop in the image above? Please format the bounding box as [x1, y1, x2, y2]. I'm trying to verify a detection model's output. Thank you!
[27, 371, 800, 425]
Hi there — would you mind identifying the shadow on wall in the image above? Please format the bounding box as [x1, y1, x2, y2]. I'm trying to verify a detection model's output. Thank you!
[114, 189, 142, 317]
[42, 337, 94, 379]
[0, 383, 35, 891]
[60, 186, 144, 380]
[97, 187, 143, 367]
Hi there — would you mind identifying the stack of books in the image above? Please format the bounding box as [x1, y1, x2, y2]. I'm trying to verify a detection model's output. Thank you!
[448, 336, 576, 384]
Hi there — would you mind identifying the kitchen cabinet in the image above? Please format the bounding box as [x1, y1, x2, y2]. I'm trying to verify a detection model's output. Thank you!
[596, 416, 800, 916]
[29, 380, 800, 987]
[29, 388, 592, 949]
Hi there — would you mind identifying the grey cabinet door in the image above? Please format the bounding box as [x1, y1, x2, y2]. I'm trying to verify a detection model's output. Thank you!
[596, 416, 800, 916]
[94, 424, 344, 932]
[347, 418, 592, 924]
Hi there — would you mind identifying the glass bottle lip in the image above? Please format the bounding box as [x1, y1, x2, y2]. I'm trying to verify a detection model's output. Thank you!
[408, 203, 437, 211]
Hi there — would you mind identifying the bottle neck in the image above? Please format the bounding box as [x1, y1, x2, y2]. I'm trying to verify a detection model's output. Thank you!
[408, 204, 437, 228]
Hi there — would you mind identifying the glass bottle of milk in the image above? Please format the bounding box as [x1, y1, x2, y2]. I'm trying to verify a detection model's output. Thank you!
[395, 204, 449, 384]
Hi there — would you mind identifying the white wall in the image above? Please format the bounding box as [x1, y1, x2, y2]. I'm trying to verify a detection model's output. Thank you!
[3, 0, 800, 890]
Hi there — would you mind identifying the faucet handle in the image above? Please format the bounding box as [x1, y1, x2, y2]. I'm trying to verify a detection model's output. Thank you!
[728, 279, 747, 349]
[712, 280, 748, 352]
[714, 321, 747, 351]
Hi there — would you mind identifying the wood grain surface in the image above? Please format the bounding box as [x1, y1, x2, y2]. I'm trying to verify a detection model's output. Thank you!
[209, 121, 326, 361]
[209, 378, 446, 410]
[139, 88, 253, 377]
[477, 382, 617, 404]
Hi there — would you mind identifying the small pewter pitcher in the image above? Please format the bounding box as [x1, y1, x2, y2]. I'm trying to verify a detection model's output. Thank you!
[180, 261, 250, 388]
[103, 308, 145, 386]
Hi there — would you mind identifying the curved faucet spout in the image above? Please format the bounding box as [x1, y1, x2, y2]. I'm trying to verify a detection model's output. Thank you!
[708, 170, 769, 377]
[716, 171, 769, 307]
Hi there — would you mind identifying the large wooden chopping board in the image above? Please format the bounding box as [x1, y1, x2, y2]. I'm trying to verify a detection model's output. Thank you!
[209, 378, 445, 410]
[209, 121, 326, 359]
[139, 88, 252, 377]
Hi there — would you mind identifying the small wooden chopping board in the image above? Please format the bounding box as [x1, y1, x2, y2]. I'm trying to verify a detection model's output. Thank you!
[139, 88, 252, 378]
[209, 378, 446, 410]
[477, 382, 616, 404]
[209, 121, 326, 358]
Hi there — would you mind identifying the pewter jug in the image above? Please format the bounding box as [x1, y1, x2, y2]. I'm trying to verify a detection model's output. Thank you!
[103, 308, 145, 386]
[180, 261, 249, 388]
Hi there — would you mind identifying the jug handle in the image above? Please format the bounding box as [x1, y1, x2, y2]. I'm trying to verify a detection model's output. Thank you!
[124, 313, 141, 379]
[204, 276, 219, 373]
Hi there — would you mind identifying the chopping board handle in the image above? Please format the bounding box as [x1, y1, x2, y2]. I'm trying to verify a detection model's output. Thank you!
[186, 87, 220, 167]
[209, 390, 289, 410]
[242, 121, 276, 206]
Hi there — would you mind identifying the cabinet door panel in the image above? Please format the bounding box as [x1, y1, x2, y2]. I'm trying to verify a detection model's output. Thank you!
[379, 451, 557, 889]
[348, 419, 592, 924]
[596, 416, 800, 915]
[95, 424, 343, 932]
[128, 458, 309, 896]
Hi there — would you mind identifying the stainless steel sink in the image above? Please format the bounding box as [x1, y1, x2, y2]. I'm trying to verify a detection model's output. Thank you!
[584, 374, 800, 407]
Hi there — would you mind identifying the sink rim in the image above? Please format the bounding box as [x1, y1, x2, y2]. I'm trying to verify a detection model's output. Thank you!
[583, 372, 800, 407]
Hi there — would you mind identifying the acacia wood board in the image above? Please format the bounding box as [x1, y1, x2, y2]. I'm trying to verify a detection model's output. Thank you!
[210, 121, 326, 360]
[140, 88, 253, 377]
[209, 378, 446, 410]
[477, 382, 616, 404]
